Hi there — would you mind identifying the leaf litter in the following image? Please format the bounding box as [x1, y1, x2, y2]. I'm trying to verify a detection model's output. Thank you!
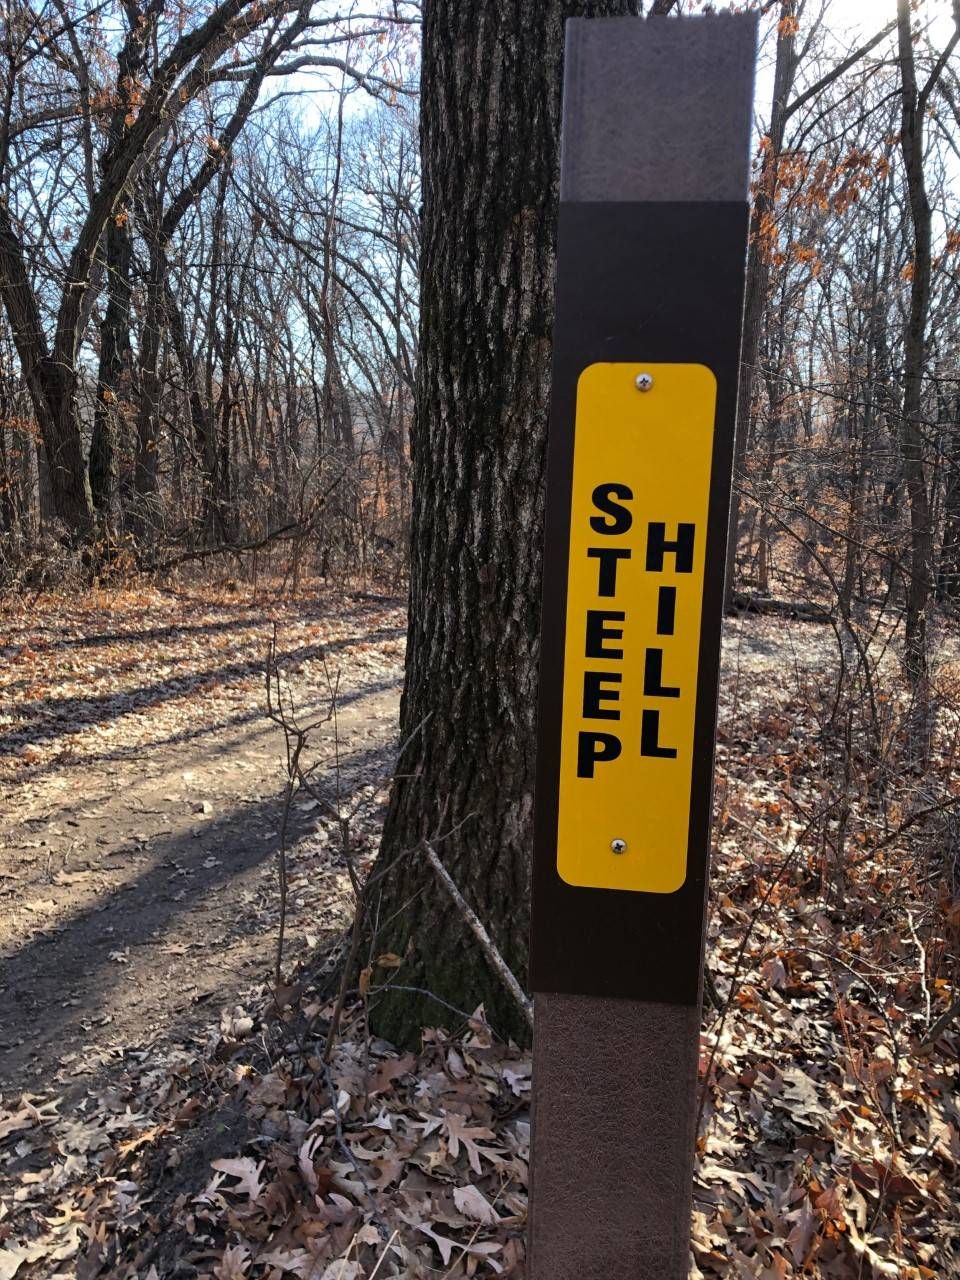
[0, 593, 957, 1277]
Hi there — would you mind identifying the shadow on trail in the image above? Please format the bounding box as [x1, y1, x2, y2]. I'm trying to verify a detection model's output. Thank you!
[0, 739, 396, 1091]
[1, 675, 403, 788]
[45, 613, 271, 653]
[16, 591, 405, 655]
[0, 627, 405, 761]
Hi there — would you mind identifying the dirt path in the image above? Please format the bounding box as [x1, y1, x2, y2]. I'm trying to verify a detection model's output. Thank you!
[0, 586, 404, 1096]
[3, 595, 959, 1279]
[0, 597, 880, 1097]
[0, 598, 841, 1097]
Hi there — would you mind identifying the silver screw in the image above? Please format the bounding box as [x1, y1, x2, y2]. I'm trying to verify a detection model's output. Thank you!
[610, 838, 627, 854]
[635, 372, 654, 392]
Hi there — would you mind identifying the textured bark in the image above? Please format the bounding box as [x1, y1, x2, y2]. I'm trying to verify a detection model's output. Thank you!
[939, 415, 960, 601]
[724, 2, 798, 608]
[896, 0, 937, 686]
[0, 205, 93, 535]
[369, 0, 640, 1049]
[90, 214, 134, 519]
[132, 238, 164, 536]
[163, 273, 222, 539]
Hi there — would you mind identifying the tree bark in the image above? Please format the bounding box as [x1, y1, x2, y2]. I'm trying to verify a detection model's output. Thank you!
[724, 1, 798, 609]
[89, 213, 134, 521]
[896, 0, 940, 687]
[368, 0, 645, 1050]
[0, 207, 93, 535]
[132, 239, 164, 540]
[939, 410, 960, 601]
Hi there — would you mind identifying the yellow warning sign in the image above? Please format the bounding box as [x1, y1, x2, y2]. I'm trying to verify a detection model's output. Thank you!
[557, 363, 717, 893]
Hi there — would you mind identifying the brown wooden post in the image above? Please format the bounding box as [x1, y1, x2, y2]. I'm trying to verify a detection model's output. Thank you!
[529, 14, 757, 1277]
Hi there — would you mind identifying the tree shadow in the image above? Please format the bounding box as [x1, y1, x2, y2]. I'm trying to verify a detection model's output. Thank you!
[1, 674, 403, 786]
[0, 626, 405, 761]
[49, 614, 271, 652]
[0, 737, 396, 1091]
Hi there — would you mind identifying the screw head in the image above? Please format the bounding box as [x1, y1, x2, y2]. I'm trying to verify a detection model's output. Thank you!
[635, 372, 654, 392]
[610, 838, 627, 855]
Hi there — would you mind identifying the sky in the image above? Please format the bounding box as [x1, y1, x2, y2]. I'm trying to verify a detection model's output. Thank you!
[831, 0, 955, 37]
[294, 0, 959, 133]
[750, 0, 956, 137]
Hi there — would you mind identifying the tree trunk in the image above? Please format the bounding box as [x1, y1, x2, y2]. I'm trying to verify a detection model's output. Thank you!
[132, 244, 164, 542]
[90, 213, 134, 522]
[33, 361, 93, 537]
[0, 208, 93, 537]
[161, 273, 221, 541]
[895, 0, 958, 716]
[897, 4, 933, 687]
[724, 2, 798, 609]
[368, 0, 643, 1050]
[840, 428, 868, 618]
[0, 413, 14, 535]
[35, 442, 55, 528]
[939, 410, 960, 601]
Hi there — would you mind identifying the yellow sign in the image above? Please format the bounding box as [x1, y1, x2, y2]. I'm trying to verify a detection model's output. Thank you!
[557, 363, 717, 893]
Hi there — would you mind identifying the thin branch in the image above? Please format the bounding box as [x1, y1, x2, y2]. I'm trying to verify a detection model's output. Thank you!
[422, 841, 533, 1032]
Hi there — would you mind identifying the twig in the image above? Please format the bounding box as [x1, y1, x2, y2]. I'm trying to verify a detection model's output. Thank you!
[265, 624, 336, 992]
[144, 467, 349, 575]
[296, 816, 477, 1062]
[905, 909, 931, 1029]
[147, 521, 300, 574]
[274, 740, 303, 991]
[368, 984, 501, 1038]
[441, 1174, 510, 1278]
[266, 628, 296, 989]
[367, 1231, 400, 1280]
[917, 996, 960, 1054]
[422, 841, 533, 1032]
[322, 1064, 391, 1239]
[324, 886, 369, 1062]
[816, 949, 904, 1149]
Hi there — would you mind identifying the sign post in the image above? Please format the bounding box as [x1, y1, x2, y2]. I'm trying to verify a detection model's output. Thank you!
[530, 14, 757, 1277]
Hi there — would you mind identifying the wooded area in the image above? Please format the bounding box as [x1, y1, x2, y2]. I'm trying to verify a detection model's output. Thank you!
[2, 0, 960, 1277]
[0, 0, 418, 582]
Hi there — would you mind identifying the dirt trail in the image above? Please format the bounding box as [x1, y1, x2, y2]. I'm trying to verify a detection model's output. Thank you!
[3, 597, 958, 1278]
[0, 598, 839, 1097]
[0, 586, 404, 1095]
